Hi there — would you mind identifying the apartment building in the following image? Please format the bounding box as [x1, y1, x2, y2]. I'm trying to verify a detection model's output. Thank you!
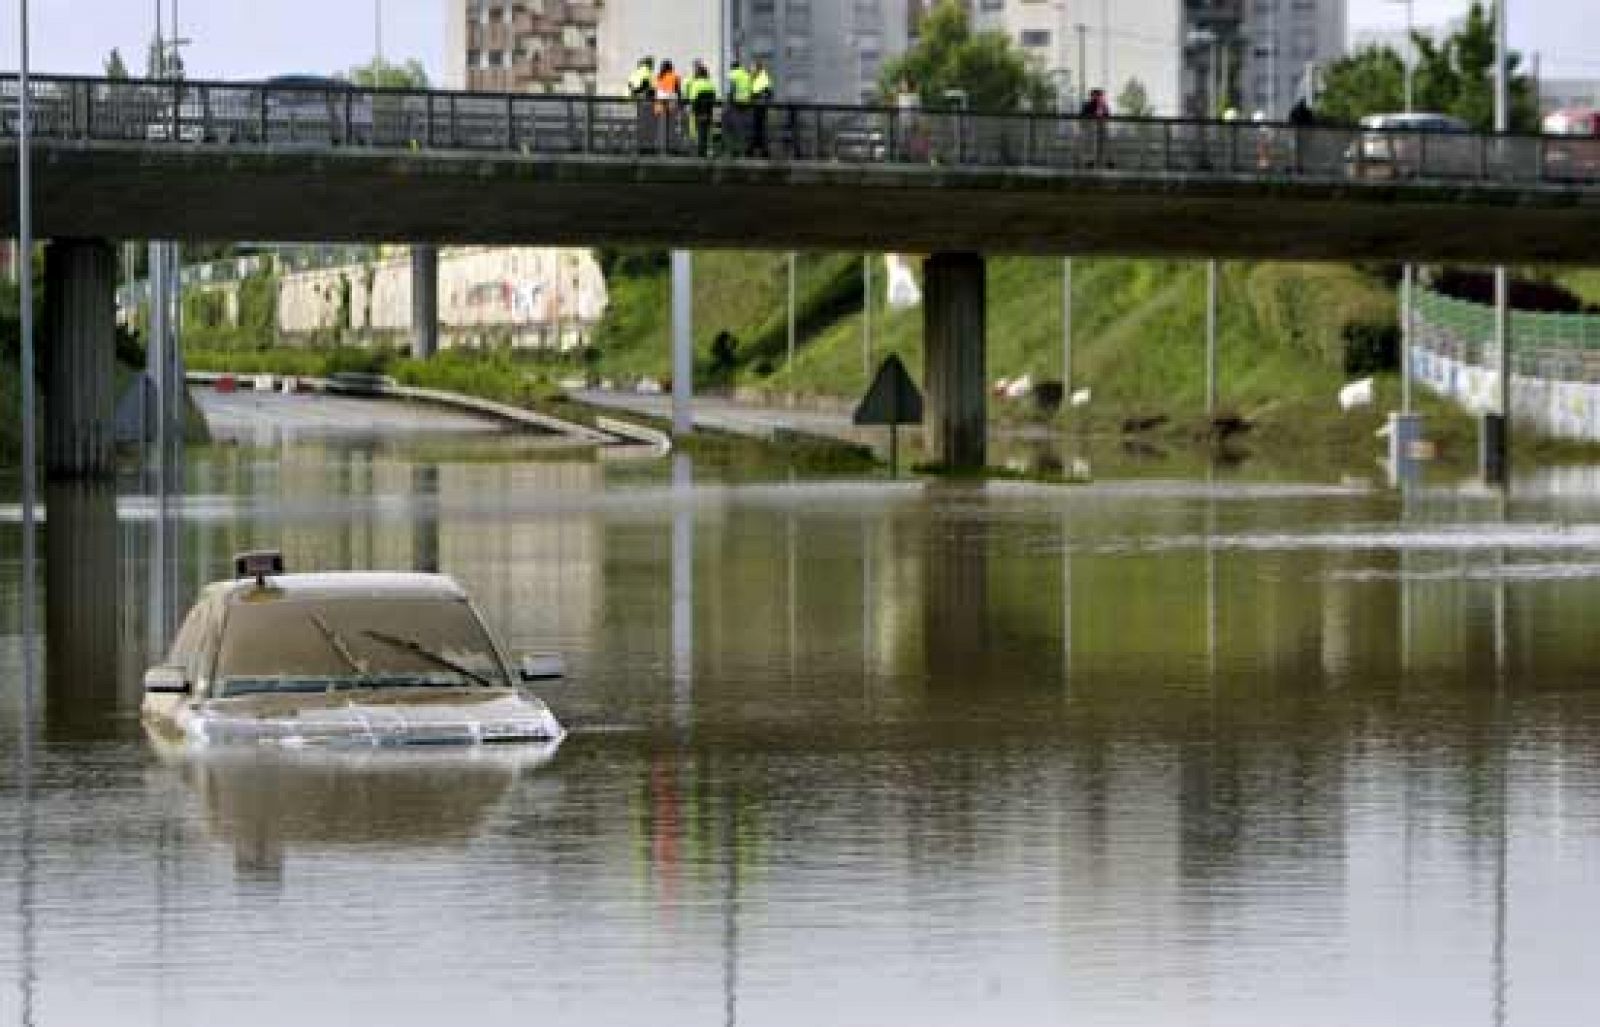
[445, 0, 601, 93]
[969, 0, 1184, 114]
[1239, 0, 1346, 118]
[963, 0, 1343, 118]
[598, 1, 912, 104]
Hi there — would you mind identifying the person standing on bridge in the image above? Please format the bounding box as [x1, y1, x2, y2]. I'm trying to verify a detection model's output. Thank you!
[725, 59, 754, 158]
[655, 60, 683, 152]
[630, 56, 657, 153]
[1079, 88, 1110, 168]
[750, 60, 774, 158]
[687, 62, 719, 158]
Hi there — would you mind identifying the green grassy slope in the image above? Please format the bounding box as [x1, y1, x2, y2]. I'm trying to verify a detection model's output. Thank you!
[593, 253, 1398, 424]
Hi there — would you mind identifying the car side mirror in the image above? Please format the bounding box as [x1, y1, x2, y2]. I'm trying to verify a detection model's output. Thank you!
[518, 653, 565, 683]
[143, 665, 190, 694]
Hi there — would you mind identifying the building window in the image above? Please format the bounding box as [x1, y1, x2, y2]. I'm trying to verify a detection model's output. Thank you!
[1021, 29, 1051, 48]
[980, 0, 1004, 10]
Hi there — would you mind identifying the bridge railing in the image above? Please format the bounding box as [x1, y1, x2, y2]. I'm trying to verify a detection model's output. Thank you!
[3, 74, 1596, 187]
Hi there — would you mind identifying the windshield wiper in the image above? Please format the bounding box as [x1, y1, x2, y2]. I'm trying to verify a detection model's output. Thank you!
[360, 629, 499, 689]
[311, 613, 370, 691]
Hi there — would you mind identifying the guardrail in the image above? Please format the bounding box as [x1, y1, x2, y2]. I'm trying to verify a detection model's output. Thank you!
[1412, 288, 1600, 442]
[4, 73, 1598, 188]
[1414, 289, 1600, 380]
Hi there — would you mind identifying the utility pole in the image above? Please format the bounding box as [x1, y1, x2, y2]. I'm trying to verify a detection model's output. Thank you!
[1076, 24, 1088, 103]
[1488, 0, 1512, 485]
[787, 252, 797, 405]
[1062, 258, 1073, 396]
[375, 0, 383, 62]
[1206, 261, 1219, 417]
[1099, 0, 1110, 98]
[19, 0, 38, 683]
[1395, 0, 1415, 418]
[672, 251, 693, 437]
[862, 255, 873, 381]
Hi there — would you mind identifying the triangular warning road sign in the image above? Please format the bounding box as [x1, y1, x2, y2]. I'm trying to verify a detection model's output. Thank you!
[853, 354, 924, 426]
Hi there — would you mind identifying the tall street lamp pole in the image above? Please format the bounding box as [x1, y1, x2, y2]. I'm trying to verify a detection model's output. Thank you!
[1390, 0, 1415, 415]
[1491, 0, 1511, 483]
[19, 0, 39, 684]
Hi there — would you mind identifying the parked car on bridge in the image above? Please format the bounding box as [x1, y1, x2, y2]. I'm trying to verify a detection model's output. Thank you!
[1543, 108, 1600, 182]
[1347, 112, 1474, 180]
[259, 74, 374, 146]
[143, 551, 566, 749]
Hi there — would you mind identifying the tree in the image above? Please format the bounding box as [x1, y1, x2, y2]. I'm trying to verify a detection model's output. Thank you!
[1316, 2, 1537, 131]
[1116, 78, 1152, 118]
[1317, 45, 1406, 126]
[104, 49, 130, 80]
[347, 58, 430, 90]
[879, 1, 1053, 113]
[1412, 1, 1538, 132]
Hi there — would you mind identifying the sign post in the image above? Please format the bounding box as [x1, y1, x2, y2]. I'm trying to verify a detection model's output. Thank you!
[853, 354, 924, 477]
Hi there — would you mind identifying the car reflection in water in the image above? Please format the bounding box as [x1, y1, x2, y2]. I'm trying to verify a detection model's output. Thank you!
[149, 737, 562, 884]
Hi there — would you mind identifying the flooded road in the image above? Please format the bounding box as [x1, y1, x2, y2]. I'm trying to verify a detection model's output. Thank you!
[3, 419, 1600, 1026]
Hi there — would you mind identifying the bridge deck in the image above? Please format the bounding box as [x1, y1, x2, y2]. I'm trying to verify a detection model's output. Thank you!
[3, 75, 1597, 262]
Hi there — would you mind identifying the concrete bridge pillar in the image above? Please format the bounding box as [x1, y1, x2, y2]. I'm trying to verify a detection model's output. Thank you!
[43, 238, 117, 480]
[923, 252, 987, 470]
[411, 244, 439, 359]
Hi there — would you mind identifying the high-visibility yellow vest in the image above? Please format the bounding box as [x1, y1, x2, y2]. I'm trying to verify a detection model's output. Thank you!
[688, 76, 717, 102]
[727, 67, 753, 103]
[751, 70, 773, 99]
[628, 64, 652, 95]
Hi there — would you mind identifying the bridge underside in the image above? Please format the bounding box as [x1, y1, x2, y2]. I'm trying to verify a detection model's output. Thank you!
[3, 142, 1597, 264]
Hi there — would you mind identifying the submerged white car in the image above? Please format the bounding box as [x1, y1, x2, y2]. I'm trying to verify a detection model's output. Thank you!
[143, 552, 565, 749]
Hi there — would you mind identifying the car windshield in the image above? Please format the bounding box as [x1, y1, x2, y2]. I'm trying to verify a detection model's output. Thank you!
[214, 593, 509, 696]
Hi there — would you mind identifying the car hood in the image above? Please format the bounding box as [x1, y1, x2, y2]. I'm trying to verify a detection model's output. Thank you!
[181, 688, 564, 748]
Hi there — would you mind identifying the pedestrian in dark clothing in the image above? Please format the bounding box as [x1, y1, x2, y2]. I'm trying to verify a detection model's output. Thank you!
[687, 61, 718, 158]
[1287, 98, 1316, 173]
[1079, 87, 1110, 167]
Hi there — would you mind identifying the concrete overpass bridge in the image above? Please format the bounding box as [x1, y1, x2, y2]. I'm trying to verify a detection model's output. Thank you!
[5, 74, 1599, 473]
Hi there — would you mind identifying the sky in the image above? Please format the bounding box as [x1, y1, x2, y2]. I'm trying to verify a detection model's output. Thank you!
[0, 1, 1590, 82]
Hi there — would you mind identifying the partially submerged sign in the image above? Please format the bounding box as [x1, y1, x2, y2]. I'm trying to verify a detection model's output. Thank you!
[854, 355, 924, 476]
[854, 354, 924, 427]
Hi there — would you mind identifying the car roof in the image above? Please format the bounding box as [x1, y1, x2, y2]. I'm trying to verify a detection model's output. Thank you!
[205, 572, 469, 604]
[1360, 112, 1470, 130]
[265, 74, 349, 88]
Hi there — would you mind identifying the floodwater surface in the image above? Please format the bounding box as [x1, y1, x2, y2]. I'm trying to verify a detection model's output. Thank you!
[2, 418, 1600, 1026]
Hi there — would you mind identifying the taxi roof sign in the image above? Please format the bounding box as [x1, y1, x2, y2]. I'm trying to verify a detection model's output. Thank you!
[853, 354, 924, 426]
[234, 550, 285, 585]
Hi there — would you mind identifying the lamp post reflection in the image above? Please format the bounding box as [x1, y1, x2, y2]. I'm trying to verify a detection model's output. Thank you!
[671, 454, 695, 730]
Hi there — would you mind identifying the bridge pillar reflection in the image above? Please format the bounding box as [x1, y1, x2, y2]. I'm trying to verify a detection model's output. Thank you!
[44, 482, 121, 740]
[923, 252, 987, 470]
[411, 244, 439, 359]
[43, 238, 117, 479]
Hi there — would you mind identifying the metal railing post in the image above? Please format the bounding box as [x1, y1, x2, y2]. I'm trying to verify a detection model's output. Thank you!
[344, 89, 353, 145]
[507, 94, 516, 151]
[169, 79, 179, 142]
[585, 97, 595, 153]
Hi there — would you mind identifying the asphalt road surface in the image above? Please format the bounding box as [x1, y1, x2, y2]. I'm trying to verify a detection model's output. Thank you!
[196, 388, 508, 443]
